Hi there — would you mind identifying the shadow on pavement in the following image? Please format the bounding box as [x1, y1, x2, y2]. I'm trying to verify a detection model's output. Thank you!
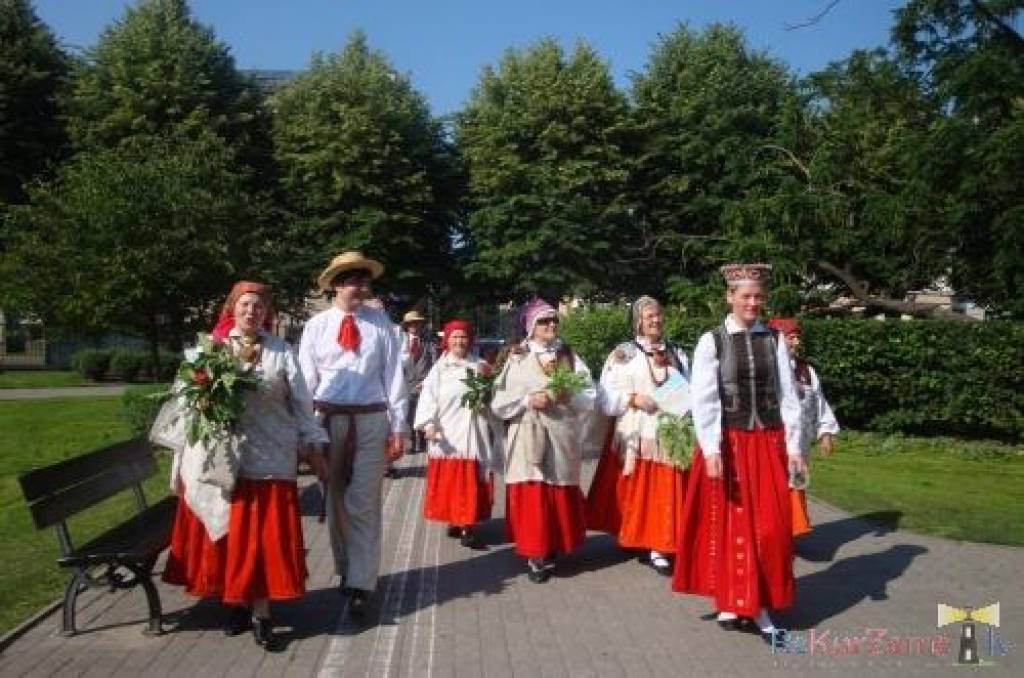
[782, 543, 929, 630]
[796, 510, 903, 563]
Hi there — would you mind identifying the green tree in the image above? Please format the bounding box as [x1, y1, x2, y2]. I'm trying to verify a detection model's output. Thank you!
[67, 0, 265, 166]
[456, 38, 632, 301]
[1, 133, 260, 361]
[0, 0, 67, 206]
[271, 32, 459, 305]
[894, 0, 1023, 316]
[630, 23, 797, 308]
[735, 50, 963, 317]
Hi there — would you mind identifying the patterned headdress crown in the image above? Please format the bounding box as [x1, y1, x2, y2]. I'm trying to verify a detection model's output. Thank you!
[719, 263, 773, 286]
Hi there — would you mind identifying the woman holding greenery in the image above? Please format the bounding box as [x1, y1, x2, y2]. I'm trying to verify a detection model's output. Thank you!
[586, 296, 691, 576]
[414, 319, 500, 549]
[162, 281, 328, 652]
[491, 297, 596, 582]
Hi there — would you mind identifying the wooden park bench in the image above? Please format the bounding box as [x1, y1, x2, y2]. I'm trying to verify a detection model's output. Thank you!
[18, 437, 178, 636]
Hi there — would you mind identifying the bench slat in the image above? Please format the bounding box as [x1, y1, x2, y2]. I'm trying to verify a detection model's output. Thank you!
[27, 457, 157, 529]
[19, 437, 153, 501]
[57, 496, 178, 567]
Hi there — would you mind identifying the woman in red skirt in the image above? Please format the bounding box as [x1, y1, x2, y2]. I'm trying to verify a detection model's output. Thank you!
[162, 281, 329, 651]
[414, 319, 499, 548]
[586, 295, 690, 576]
[491, 298, 596, 582]
[672, 264, 805, 640]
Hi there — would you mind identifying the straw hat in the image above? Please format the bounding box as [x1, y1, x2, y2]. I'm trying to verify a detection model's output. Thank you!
[401, 310, 426, 326]
[317, 251, 384, 291]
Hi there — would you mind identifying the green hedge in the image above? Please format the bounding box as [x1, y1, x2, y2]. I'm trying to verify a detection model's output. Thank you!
[72, 347, 182, 382]
[122, 384, 168, 436]
[561, 308, 1023, 442]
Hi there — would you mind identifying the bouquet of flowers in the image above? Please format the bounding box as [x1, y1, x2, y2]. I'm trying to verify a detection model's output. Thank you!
[460, 363, 495, 412]
[657, 412, 696, 469]
[545, 363, 588, 400]
[153, 333, 260, 446]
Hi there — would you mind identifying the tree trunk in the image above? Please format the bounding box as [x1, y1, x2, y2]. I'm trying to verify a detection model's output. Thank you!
[816, 260, 979, 322]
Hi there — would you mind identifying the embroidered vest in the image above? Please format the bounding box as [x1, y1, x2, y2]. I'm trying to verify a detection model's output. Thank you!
[712, 325, 782, 430]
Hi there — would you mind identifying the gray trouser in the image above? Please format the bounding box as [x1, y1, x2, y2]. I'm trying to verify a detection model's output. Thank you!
[325, 411, 389, 591]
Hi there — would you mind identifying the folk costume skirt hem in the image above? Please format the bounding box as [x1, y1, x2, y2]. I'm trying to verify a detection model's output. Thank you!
[506, 481, 586, 558]
[424, 457, 493, 526]
[586, 450, 685, 554]
[671, 427, 794, 617]
[163, 478, 307, 604]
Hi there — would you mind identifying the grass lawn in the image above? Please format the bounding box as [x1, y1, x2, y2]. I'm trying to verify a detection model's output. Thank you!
[810, 430, 1024, 545]
[0, 397, 169, 636]
[0, 370, 93, 389]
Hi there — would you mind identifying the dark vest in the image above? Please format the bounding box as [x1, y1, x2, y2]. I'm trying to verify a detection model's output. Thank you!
[712, 324, 782, 430]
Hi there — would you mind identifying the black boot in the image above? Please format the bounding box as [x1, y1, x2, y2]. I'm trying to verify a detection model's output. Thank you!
[253, 616, 283, 652]
[459, 526, 486, 550]
[224, 606, 251, 637]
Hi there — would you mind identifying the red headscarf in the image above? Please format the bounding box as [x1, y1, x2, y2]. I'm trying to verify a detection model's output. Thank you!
[211, 281, 275, 341]
[767, 317, 810, 384]
[440, 319, 474, 354]
[767, 317, 800, 336]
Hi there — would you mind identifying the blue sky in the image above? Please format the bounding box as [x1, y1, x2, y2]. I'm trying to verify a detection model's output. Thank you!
[35, 0, 905, 115]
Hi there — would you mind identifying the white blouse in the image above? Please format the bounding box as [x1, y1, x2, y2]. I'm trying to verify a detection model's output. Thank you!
[297, 305, 408, 434]
[794, 362, 840, 454]
[599, 338, 691, 466]
[690, 315, 803, 458]
[413, 352, 501, 473]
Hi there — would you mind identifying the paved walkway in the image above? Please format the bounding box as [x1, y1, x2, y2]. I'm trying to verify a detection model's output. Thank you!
[2, 454, 1021, 677]
[0, 386, 128, 400]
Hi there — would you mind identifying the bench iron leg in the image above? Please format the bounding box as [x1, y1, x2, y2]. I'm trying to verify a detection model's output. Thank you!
[127, 562, 164, 636]
[61, 570, 87, 637]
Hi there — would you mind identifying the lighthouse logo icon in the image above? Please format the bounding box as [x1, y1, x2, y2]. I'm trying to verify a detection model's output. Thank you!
[937, 602, 1002, 665]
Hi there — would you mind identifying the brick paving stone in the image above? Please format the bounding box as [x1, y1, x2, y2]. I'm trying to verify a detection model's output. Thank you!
[3, 454, 1023, 678]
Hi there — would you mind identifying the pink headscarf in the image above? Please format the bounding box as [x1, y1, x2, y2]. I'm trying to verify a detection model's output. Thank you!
[211, 281, 275, 341]
[519, 297, 558, 338]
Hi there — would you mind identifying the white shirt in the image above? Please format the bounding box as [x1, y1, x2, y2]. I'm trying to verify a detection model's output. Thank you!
[690, 315, 803, 458]
[793, 361, 840, 454]
[413, 352, 501, 473]
[298, 304, 408, 434]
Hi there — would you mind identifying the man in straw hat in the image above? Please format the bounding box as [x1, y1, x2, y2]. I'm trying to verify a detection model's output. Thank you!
[298, 251, 408, 617]
[400, 309, 437, 455]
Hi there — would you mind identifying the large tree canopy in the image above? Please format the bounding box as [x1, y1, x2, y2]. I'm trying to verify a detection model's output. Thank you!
[271, 32, 459, 305]
[0, 0, 67, 206]
[629, 23, 798, 309]
[2, 133, 259, 352]
[67, 0, 265, 166]
[457, 39, 632, 301]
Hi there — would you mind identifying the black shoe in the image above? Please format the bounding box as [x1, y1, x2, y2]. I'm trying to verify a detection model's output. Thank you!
[253, 617, 283, 652]
[459, 528, 486, 550]
[716, 614, 741, 631]
[224, 606, 251, 637]
[348, 589, 371, 618]
[384, 467, 398, 479]
[526, 559, 550, 583]
[446, 525, 462, 538]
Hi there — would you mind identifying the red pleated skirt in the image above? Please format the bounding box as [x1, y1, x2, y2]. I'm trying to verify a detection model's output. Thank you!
[506, 481, 586, 558]
[672, 427, 794, 617]
[791, 489, 812, 537]
[163, 478, 307, 604]
[586, 449, 686, 554]
[424, 457, 493, 527]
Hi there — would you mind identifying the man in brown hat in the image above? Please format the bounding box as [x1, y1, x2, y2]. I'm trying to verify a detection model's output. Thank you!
[298, 251, 408, 617]
[400, 309, 437, 454]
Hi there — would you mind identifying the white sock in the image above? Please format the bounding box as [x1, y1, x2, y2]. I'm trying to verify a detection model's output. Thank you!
[650, 550, 669, 566]
[754, 608, 776, 634]
[716, 611, 738, 622]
